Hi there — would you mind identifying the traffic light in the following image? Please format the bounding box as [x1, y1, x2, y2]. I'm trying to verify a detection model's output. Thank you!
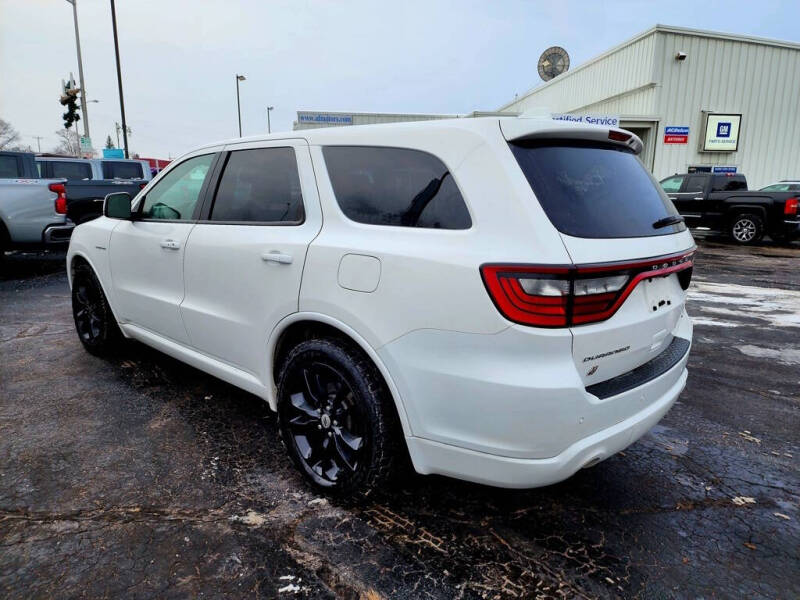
[60, 77, 81, 130]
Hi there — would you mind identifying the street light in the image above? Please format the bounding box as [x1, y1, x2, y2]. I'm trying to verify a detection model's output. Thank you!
[266, 106, 274, 134]
[236, 74, 246, 137]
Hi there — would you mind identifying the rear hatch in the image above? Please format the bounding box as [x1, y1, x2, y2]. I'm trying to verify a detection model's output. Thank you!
[499, 119, 695, 390]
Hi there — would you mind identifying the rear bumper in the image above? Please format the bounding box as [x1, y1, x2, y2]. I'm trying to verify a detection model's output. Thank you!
[381, 308, 692, 488]
[42, 223, 74, 245]
[406, 361, 687, 488]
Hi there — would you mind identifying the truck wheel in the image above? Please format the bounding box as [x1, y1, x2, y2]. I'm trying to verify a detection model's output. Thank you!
[71, 263, 122, 356]
[729, 213, 764, 244]
[276, 338, 399, 497]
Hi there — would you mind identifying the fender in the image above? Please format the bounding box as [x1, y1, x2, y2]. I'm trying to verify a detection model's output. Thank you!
[266, 311, 414, 437]
[67, 247, 129, 337]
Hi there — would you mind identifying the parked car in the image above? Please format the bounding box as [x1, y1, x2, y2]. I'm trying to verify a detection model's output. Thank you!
[36, 156, 152, 182]
[0, 151, 74, 256]
[760, 180, 800, 192]
[659, 172, 799, 244]
[67, 117, 695, 496]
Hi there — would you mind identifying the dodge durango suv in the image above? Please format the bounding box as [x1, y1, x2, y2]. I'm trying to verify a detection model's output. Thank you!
[67, 117, 695, 496]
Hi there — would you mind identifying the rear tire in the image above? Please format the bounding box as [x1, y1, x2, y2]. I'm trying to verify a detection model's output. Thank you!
[276, 338, 399, 497]
[71, 263, 122, 356]
[729, 213, 764, 245]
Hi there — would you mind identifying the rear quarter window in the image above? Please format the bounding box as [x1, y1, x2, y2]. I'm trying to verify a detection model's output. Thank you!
[322, 146, 471, 230]
[102, 161, 144, 179]
[509, 140, 684, 238]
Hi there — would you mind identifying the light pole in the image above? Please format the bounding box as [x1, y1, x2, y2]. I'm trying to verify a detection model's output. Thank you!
[236, 74, 246, 137]
[65, 0, 90, 143]
[266, 106, 274, 134]
[110, 0, 129, 158]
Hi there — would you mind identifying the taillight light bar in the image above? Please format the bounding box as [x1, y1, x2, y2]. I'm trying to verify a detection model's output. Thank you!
[784, 197, 798, 216]
[49, 182, 67, 215]
[481, 250, 695, 328]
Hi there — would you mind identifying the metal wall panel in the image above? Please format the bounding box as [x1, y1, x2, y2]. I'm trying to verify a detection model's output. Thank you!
[500, 32, 657, 115]
[653, 31, 800, 187]
[499, 26, 800, 187]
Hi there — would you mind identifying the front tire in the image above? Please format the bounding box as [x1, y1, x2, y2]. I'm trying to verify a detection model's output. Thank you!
[71, 263, 121, 356]
[729, 213, 764, 244]
[276, 338, 399, 497]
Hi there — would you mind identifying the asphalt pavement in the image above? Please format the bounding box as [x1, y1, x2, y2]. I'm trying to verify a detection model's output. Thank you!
[1, 237, 798, 599]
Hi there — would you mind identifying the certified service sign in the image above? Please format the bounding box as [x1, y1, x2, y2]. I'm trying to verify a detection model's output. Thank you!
[702, 113, 741, 152]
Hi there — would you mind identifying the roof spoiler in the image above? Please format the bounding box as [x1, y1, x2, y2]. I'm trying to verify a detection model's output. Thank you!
[500, 118, 643, 155]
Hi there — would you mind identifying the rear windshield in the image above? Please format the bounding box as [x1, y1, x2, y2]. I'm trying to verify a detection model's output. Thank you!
[509, 141, 684, 238]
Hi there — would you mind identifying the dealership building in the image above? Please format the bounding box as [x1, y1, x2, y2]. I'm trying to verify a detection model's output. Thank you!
[295, 25, 800, 189]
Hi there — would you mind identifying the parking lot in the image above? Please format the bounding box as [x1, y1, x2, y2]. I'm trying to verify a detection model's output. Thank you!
[1, 237, 798, 599]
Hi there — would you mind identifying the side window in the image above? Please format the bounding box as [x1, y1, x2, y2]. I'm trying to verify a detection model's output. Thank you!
[322, 146, 471, 229]
[51, 161, 92, 180]
[210, 148, 304, 223]
[684, 176, 706, 193]
[0, 155, 21, 178]
[103, 161, 144, 179]
[712, 176, 746, 192]
[660, 176, 684, 192]
[140, 154, 214, 221]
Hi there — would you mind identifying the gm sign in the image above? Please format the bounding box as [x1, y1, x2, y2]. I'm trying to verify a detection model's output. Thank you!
[702, 112, 741, 152]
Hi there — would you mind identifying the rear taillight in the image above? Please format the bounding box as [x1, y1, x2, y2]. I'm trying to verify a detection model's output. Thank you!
[49, 182, 67, 214]
[784, 197, 798, 216]
[481, 251, 694, 328]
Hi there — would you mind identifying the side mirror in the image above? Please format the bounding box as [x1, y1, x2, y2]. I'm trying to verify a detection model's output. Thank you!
[104, 192, 132, 219]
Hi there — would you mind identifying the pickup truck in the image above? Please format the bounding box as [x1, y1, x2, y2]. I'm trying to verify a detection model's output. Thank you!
[65, 179, 146, 224]
[36, 156, 152, 182]
[0, 151, 74, 256]
[660, 172, 799, 244]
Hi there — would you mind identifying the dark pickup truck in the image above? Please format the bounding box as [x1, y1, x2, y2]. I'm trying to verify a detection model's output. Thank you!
[660, 173, 799, 244]
[65, 179, 146, 224]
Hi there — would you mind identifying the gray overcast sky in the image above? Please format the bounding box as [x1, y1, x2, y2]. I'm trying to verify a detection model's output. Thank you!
[1, 0, 798, 159]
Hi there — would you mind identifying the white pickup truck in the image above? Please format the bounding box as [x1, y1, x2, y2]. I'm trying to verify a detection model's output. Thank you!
[0, 151, 74, 256]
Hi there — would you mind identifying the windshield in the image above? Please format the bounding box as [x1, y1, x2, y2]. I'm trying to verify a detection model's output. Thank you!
[509, 140, 685, 238]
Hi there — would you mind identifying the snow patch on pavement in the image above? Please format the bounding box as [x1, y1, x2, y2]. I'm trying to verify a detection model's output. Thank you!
[688, 281, 800, 328]
[736, 345, 800, 365]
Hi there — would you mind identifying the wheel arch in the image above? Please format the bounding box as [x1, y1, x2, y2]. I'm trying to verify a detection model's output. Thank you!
[68, 251, 122, 328]
[267, 313, 413, 437]
[725, 204, 767, 220]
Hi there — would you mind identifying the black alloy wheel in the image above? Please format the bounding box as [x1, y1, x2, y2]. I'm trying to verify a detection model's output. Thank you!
[277, 338, 399, 496]
[71, 263, 120, 356]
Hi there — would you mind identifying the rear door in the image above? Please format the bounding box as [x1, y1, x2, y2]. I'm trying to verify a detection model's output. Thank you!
[109, 152, 217, 344]
[501, 121, 695, 391]
[179, 139, 321, 377]
[671, 174, 707, 221]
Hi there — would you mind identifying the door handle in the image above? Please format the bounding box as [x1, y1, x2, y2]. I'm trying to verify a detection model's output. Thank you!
[261, 251, 293, 264]
[160, 239, 181, 250]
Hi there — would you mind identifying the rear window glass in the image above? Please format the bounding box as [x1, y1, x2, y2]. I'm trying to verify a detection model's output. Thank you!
[711, 175, 747, 192]
[102, 161, 143, 179]
[210, 148, 304, 223]
[509, 141, 684, 238]
[684, 176, 706, 193]
[51, 161, 92, 180]
[0, 155, 20, 178]
[323, 146, 471, 229]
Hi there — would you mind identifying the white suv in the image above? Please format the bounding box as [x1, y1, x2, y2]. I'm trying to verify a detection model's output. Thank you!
[67, 117, 694, 495]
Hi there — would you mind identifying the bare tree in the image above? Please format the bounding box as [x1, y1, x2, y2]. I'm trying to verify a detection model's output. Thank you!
[0, 118, 22, 150]
[53, 128, 81, 156]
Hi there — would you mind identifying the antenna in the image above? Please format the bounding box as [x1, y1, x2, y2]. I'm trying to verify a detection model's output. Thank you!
[537, 46, 570, 81]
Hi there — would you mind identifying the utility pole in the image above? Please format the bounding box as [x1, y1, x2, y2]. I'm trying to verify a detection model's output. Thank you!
[110, 0, 129, 158]
[65, 0, 90, 142]
[235, 74, 246, 137]
[32, 136, 44, 153]
[267, 106, 273, 134]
